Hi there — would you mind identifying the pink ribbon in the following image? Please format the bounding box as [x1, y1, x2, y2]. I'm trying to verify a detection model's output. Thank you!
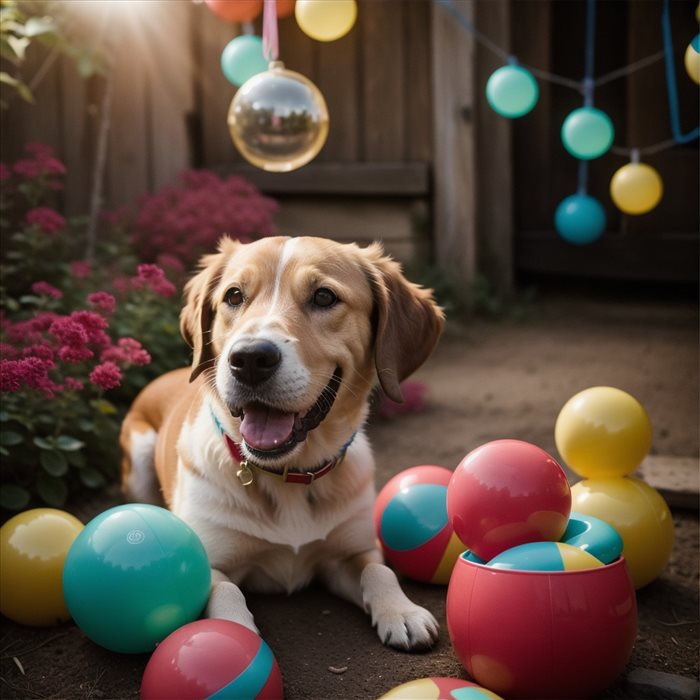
[262, 0, 279, 62]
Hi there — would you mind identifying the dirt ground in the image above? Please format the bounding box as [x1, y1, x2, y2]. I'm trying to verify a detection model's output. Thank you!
[1, 290, 698, 700]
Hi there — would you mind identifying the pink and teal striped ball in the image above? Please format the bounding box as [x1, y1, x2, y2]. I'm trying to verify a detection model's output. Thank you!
[140, 619, 283, 699]
[374, 466, 466, 584]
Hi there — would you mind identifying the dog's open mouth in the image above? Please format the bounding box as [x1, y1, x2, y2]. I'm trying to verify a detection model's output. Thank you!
[234, 368, 342, 459]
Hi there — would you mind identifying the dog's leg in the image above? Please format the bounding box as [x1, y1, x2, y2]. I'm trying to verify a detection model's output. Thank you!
[206, 569, 259, 634]
[120, 423, 162, 505]
[320, 551, 439, 651]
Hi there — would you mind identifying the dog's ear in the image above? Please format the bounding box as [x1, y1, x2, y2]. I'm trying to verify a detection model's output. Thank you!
[361, 243, 445, 403]
[180, 238, 237, 382]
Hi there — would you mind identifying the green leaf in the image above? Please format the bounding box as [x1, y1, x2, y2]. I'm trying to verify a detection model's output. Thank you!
[33, 436, 53, 450]
[93, 399, 117, 415]
[36, 472, 67, 507]
[56, 435, 85, 451]
[0, 430, 23, 446]
[66, 449, 86, 468]
[40, 448, 68, 477]
[79, 468, 105, 489]
[0, 484, 30, 511]
[0, 70, 33, 102]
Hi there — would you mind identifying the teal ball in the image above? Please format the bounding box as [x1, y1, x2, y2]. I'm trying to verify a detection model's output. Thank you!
[486, 64, 539, 118]
[62, 504, 211, 653]
[221, 35, 269, 87]
[555, 193, 606, 245]
[561, 107, 614, 160]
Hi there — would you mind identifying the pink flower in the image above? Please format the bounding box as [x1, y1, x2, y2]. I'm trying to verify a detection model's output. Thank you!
[0, 356, 60, 397]
[64, 377, 84, 391]
[87, 291, 116, 316]
[101, 337, 151, 367]
[70, 310, 110, 348]
[14, 159, 41, 178]
[90, 361, 122, 390]
[0, 343, 18, 359]
[70, 261, 93, 279]
[26, 207, 66, 234]
[156, 253, 185, 274]
[32, 281, 63, 299]
[49, 317, 93, 362]
[132, 264, 176, 298]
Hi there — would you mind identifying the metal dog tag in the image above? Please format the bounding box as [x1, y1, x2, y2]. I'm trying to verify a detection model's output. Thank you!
[237, 461, 254, 486]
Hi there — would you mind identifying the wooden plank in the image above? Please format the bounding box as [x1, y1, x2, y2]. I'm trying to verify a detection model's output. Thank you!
[106, 14, 150, 206]
[195, 2, 240, 167]
[360, 0, 405, 161]
[474, 0, 513, 297]
[147, 1, 195, 190]
[220, 162, 429, 195]
[316, 18, 359, 161]
[515, 230, 699, 283]
[59, 54, 93, 216]
[405, 0, 432, 162]
[635, 456, 699, 511]
[430, 0, 477, 296]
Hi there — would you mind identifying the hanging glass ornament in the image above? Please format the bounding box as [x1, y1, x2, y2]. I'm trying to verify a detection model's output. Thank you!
[228, 61, 329, 172]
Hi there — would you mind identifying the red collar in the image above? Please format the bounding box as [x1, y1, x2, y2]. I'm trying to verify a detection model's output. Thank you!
[211, 406, 352, 486]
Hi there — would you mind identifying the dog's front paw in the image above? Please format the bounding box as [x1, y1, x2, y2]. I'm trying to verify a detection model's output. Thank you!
[206, 580, 259, 635]
[361, 563, 439, 651]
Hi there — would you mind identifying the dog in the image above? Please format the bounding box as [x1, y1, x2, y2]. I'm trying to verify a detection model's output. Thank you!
[120, 235, 445, 650]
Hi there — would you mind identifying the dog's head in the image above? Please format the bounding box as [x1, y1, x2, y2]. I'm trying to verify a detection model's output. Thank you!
[181, 236, 444, 469]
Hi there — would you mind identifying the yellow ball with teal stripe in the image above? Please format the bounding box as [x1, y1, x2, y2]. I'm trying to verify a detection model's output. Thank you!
[487, 541, 604, 571]
[379, 676, 504, 699]
[375, 466, 467, 584]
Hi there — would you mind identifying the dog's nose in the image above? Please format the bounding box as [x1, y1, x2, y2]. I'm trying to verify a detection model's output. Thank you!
[229, 340, 282, 386]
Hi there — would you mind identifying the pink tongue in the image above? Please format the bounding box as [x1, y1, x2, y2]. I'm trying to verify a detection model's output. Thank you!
[240, 405, 295, 451]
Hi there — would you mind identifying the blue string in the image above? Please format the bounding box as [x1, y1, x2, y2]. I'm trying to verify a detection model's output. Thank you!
[661, 0, 700, 144]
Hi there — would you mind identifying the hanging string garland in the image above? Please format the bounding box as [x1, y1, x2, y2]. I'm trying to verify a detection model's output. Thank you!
[226, 0, 329, 172]
[610, 153, 664, 216]
[295, 0, 357, 42]
[685, 34, 700, 84]
[486, 61, 539, 118]
[221, 35, 268, 87]
[205, 0, 263, 24]
[440, 0, 699, 239]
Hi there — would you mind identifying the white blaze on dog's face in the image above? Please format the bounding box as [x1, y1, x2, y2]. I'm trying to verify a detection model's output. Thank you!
[180, 236, 444, 469]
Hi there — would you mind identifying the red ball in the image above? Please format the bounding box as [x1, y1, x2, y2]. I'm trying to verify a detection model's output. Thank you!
[375, 466, 466, 584]
[447, 440, 571, 562]
[205, 0, 263, 23]
[141, 619, 283, 699]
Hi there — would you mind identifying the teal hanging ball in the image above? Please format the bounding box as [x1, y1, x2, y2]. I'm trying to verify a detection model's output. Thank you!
[555, 193, 606, 245]
[486, 64, 539, 118]
[561, 107, 614, 160]
[62, 504, 211, 654]
[221, 35, 269, 87]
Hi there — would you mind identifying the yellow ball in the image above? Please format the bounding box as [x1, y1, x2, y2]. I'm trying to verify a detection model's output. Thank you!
[295, 0, 357, 42]
[0, 508, 84, 625]
[555, 386, 652, 478]
[610, 162, 663, 215]
[571, 477, 674, 589]
[685, 38, 700, 85]
[228, 61, 329, 173]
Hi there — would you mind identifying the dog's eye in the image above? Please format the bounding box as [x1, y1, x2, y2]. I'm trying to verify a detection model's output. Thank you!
[312, 288, 338, 308]
[224, 287, 244, 307]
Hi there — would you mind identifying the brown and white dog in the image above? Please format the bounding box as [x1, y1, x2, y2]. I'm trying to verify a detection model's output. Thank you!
[120, 235, 444, 650]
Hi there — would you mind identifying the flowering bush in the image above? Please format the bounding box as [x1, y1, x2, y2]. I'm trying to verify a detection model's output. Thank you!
[0, 145, 194, 512]
[131, 169, 278, 267]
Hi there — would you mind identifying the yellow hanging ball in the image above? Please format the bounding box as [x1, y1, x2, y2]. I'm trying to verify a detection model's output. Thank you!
[555, 386, 652, 478]
[684, 35, 700, 85]
[0, 508, 84, 626]
[610, 162, 663, 215]
[228, 61, 329, 173]
[571, 477, 674, 589]
[295, 0, 357, 42]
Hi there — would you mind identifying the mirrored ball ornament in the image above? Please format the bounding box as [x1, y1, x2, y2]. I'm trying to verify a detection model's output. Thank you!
[228, 61, 329, 172]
